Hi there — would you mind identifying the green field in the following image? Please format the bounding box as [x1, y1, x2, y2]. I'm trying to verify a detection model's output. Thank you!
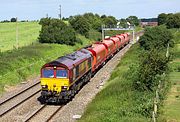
[0, 22, 41, 52]
[159, 29, 180, 121]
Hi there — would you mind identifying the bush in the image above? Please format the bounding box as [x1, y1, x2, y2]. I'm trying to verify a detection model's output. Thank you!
[38, 18, 77, 45]
[139, 25, 173, 50]
[135, 26, 173, 91]
[134, 49, 169, 91]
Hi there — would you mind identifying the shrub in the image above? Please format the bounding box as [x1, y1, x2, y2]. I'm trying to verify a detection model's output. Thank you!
[135, 26, 173, 91]
[139, 25, 173, 50]
[38, 18, 77, 45]
[134, 49, 169, 91]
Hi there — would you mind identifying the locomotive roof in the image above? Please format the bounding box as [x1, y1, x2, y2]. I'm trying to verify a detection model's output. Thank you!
[44, 49, 92, 69]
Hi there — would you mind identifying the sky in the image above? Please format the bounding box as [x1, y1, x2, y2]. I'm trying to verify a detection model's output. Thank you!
[0, 0, 180, 21]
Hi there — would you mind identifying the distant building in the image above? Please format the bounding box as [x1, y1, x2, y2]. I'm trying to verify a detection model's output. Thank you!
[140, 18, 158, 27]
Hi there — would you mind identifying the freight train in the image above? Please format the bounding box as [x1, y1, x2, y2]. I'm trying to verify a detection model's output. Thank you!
[40, 33, 131, 103]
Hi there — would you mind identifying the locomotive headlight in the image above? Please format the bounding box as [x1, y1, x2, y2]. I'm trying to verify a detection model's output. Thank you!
[42, 85, 47, 88]
[61, 86, 68, 91]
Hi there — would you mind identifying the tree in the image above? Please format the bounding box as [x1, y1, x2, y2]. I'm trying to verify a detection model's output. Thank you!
[11, 18, 17, 22]
[1, 20, 10, 23]
[38, 18, 77, 45]
[134, 25, 173, 91]
[158, 12, 180, 28]
[126, 16, 139, 26]
[119, 18, 127, 28]
[102, 16, 117, 27]
[158, 13, 167, 25]
[69, 15, 90, 37]
[135, 49, 169, 91]
[139, 25, 173, 50]
[39, 17, 51, 26]
[101, 15, 107, 19]
[166, 13, 180, 28]
[83, 13, 102, 31]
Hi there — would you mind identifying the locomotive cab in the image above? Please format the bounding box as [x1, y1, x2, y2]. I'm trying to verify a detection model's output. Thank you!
[41, 66, 70, 93]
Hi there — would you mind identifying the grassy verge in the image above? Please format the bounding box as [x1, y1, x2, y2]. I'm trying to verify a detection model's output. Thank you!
[0, 22, 41, 52]
[159, 29, 180, 121]
[79, 44, 154, 122]
[0, 34, 92, 94]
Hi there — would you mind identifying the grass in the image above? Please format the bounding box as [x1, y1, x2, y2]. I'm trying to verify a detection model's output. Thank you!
[135, 26, 144, 32]
[161, 72, 180, 121]
[0, 34, 92, 94]
[88, 29, 102, 41]
[159, 29, 180, 121]
[79, 44, 153, 122]
[0, 22, 41, 52]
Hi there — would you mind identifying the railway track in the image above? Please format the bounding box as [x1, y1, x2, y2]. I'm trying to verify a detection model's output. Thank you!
[0, 81, 41, 117]
[23, 105, 64, 122]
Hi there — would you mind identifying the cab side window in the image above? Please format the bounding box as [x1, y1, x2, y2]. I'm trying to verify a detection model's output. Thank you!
[75, 65, 79, 78]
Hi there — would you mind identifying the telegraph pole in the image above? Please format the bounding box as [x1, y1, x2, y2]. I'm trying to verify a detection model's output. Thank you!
[59, 5, 61, 20]
[16, 17, 19, 49]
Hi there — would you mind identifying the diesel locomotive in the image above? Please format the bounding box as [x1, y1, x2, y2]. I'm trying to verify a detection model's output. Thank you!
[40, 33, 131, 103]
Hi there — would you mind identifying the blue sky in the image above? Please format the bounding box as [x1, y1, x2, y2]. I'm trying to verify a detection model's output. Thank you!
[0, 0, 180, 21]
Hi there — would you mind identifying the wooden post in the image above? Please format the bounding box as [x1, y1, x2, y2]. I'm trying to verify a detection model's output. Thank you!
[16, 17, 19, 49]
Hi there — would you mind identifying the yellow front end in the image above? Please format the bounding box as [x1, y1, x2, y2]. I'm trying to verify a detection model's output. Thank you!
[40, 78, 69, 93]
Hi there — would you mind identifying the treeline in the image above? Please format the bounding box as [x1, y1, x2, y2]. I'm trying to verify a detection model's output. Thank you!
[39, 13, 140, 45]
[0, 18, 38, 23]
[68, 13, 139, 34]
[140, 18, 158, 22]
[38, 13, 119, 45]
[1, 18, 17, 22]
[125, 25, 173, 117]
[135, 25, 173, 91]
[158, 13, 180, 28]
[68, 13, 117, 37]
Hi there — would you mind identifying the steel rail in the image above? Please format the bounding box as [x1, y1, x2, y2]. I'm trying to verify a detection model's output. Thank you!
[0, 81, 40, 106]
[23, 104, 47, 122]
[0, 89, 41, 117]
[45, 106, 64, 122]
